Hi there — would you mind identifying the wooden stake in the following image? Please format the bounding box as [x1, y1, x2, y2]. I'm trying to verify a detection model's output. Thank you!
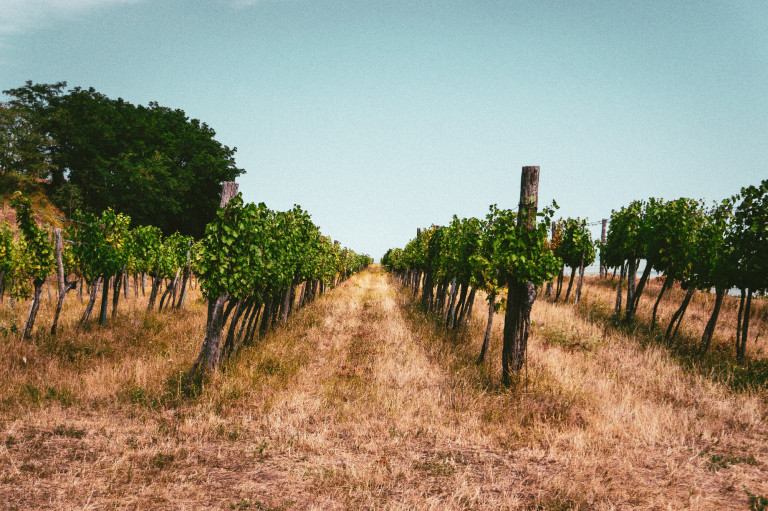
[599, 218, 607, 278]
[502, 166, 539, 385]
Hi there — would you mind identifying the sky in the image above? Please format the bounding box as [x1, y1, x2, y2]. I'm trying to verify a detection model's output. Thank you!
[1, 0, 767, 263]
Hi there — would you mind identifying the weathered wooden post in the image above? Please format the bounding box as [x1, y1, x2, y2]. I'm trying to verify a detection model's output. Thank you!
[189, 181, 238, 377]
[502, 166, 540, 385]
[175, 241, 192, 309]
[220, 181, 239, 208]
[413, 228, 422, 297]
[50, 228, 77, 335]
[599, 218, 607, 278]
[545, 221, 555, 299]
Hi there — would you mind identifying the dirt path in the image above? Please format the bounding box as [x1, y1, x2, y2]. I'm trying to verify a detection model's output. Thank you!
[251, 266, 532, 509]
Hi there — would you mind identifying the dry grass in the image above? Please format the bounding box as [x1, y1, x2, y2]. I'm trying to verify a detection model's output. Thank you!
[573, 276, 768, 390]
[1, 267, 766, 509]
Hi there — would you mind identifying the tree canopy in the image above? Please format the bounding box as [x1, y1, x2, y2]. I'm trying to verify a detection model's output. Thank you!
[2, 81, 244, 237]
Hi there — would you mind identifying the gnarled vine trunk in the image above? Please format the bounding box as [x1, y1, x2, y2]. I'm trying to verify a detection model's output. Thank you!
[651, 277, 671, 328]
[699, 287, 725, 355]
[477, 293, 496, 363]
[664, 287, 695, 342]
[736, 289, 752, 365]
[190, 293, 232, 376]
[51, 228, 77, 335]
[78, 277, 101, 331]
[22, 279, 45, 340]
[563, 267, 577, 302]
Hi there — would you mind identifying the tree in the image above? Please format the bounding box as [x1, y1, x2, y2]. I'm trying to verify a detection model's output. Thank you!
[67, 208, 130, 329]
[3, 81, 244, 237]
[0, 102, 53, 179]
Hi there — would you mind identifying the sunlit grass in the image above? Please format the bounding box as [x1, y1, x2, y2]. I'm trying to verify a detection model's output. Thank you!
[0, 267, 766, 509]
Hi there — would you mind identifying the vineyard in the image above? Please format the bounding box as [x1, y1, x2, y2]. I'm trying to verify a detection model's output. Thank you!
[1, 183, 372, 384]
[383, 173, 768, 383]
[0, 171, 767, 509]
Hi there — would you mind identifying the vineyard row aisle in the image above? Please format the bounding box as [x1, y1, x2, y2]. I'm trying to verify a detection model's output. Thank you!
[253, 265, 768, 509]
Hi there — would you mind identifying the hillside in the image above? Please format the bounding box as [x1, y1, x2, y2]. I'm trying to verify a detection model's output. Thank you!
[0, 174, 65, 230]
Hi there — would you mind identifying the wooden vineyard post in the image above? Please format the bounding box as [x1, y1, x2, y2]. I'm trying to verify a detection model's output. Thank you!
[220, 181, 239, 208]
[50, 228, 77, 335]
[176, 241, 192, 310]
[599, 218, 607, 278]
[502, 166, 539, 385]
[189, 181, 238, 379]
[545, 221, 556, 299]
[413, 228, 421, 297]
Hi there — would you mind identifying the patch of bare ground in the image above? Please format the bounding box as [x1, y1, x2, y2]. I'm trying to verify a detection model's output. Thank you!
[1, 267, 766, 509]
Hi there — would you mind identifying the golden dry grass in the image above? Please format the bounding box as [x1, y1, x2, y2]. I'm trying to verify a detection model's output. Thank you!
[0, 267, 766, 509]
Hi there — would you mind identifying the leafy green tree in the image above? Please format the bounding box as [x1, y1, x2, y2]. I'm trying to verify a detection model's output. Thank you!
[654, 200, 706, 341]
[3, 81, 244, 237]
[635, 198, 703, 326]
[0, 102, 53, 179]
[604, 201, 643, 316]
[472, 207, 514, 363]
[497, 197, 561, 384]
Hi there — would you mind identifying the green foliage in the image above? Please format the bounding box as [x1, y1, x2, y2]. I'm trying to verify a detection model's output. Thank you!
[383, 202, 561, 292]
[0, 221, 32, 299]
[691, 199, 734, 291]
[705, 453, 757, 472]
[603, 181, 767, 295]
[746, 488, 768, 511]
[67, 208, 130, 282]
[489, 203, 561, 286]
[3, 81, 244, 237]
[0, 102, 53, 179]
[195, 194, 369, 301]
[9, 191, 54, 287]
[603, 200, 643, 269]
[553, 217, 597, 271]
[731, 180, 768, 293]
[0, 222, 15, 275]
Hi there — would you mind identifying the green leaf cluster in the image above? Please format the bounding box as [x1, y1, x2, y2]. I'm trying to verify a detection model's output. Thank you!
[9, 191, 54, 285]
[195, 194, 370, 300]
[382, 202, 562, 294]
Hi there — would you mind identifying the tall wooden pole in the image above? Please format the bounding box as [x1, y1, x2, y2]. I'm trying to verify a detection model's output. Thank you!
[219, 181, 239, 208]
[502, 166, 539, 385]
[190, 181, 238, 377]
[599, 218, 608, 278]
[50, 228, 77, 335]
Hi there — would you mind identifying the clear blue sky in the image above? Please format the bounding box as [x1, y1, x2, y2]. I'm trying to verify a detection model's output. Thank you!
[2, 0, 766, 261]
